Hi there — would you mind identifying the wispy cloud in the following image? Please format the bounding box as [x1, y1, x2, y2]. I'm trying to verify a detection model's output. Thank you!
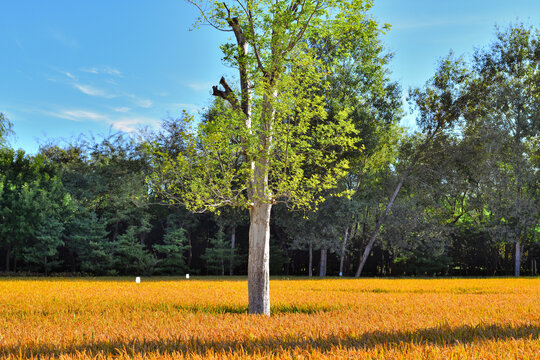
[128, 95, 153, 108]
[113, 107, 131, 113]
[64, 72, 76, 80]
[111, 117, 160, 133]
[48, 109, 107, 122]
[174, 103, 203, 114]
[50, 29, 78, 49]
[81, 66, 123, 77]
[186, 81, 213, 92]
[73, 83, 116, 98]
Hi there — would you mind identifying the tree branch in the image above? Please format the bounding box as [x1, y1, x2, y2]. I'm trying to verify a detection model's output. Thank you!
[212, 76, 241, 112]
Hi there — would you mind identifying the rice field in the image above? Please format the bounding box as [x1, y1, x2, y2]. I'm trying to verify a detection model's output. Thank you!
[0, 277, 539, 359]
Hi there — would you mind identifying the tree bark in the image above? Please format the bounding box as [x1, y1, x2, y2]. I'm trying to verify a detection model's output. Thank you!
[339, 225, 350, 276]
[5, 245, 11, 272]
[355, 166, 412, 277]
[229, 226, 236, 276]
[248, 201, 271, 315]
[308, 240, 313, 277]
[319, 248, 327, 277]
[515, 240, 522, 277]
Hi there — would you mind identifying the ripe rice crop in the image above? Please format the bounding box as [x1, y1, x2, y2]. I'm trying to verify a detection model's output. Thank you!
[0, 277, 538, 359]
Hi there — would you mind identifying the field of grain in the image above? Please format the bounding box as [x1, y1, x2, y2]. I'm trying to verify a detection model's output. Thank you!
[0, 277, 539, 359]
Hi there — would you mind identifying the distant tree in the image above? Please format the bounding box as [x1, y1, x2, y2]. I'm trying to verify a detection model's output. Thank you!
[65, 208, 114, 275]
[0, 149, 68, 273]
[114, 216, 157, 275]
[465, 24, 540, 276]
[153, 214, 189, 274]
[355, 53, 470, 276]
[0, 113, 12, 147]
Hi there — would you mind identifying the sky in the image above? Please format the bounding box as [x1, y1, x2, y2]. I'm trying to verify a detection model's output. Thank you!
[1, 0, 540, 154]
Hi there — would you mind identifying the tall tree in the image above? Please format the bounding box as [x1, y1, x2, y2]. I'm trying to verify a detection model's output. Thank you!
[355, 53, 470, 276]
[466, 24, 539, 276]
[150, 0, 384, 314]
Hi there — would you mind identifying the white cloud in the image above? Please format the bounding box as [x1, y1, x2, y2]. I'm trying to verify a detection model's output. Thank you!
[174, 103, 203, 114]
[81, 66, 122, 77]
[111, 117, 160, 133]
[129, 95, 153, 108]
[103, 67, 122, 77]
[49, 109, 107, 122]
[114, 107, 131, 113]
[186, 81, 213, 92]
[64, 72, 76, 80]
[81, 67, 99, 74]
[73, 83, 115, 98]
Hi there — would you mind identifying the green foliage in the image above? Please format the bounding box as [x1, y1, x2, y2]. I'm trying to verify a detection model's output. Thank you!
[153, 215, 189, 274]
[114, 217, 156, 275]
[66, 208, 114, 275]
[0, 113, 12, 147]
[202, 230, 230, 275]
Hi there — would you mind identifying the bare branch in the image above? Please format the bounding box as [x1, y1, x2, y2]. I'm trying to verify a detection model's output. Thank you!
[212, 76, 241, 111]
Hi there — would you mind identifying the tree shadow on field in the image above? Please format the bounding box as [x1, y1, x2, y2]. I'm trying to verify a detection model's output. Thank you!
[4, 324, 539, 357]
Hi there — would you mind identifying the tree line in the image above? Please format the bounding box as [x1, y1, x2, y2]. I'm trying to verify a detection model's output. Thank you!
[0, 23, 538, 279]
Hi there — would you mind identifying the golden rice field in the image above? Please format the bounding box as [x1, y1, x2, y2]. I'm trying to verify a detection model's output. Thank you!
[0, 277, 539, 359]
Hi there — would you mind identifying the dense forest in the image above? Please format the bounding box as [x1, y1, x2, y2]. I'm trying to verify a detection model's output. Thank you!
[0, 23, 538, 278]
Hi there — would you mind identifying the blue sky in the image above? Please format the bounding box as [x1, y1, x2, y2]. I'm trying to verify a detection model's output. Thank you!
[2, 0, 539, 154]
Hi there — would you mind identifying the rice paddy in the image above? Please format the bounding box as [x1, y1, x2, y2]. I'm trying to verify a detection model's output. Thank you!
[0, 277, 538, 359]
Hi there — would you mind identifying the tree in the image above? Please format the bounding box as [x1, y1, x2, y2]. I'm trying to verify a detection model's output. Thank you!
[202, 229, 230, 275]
[65, 208, 114, 275]
[150, 0, 383, 314]
[355, 53, 470, 276]
[0, 113, 12, 147]
[153, 214, 189, 274]
[465, 24, 540, 276]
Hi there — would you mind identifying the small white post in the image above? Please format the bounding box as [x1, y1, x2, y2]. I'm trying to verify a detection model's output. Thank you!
[135, 276, 141, 283]
[186, 274, 190, 279]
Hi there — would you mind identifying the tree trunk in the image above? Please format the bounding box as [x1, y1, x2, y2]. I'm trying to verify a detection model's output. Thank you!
[308, 240, 313, 277]
[355, 166, 412, 277]
[248, 201, 271, 315]
[532, 258, 537, 276]
[5, 245, 11, 272]
[339, 226, 350, 276]
[229, 226, 236, 276]
[515, 240, 522, 277]
[319, 249, 327, 277]
[187, 232, 192, 268]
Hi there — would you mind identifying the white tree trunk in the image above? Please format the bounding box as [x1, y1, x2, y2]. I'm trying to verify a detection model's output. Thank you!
[248, 201, 271, 315]
[339, 226, 350, 276]
[514, 240, 522, 277]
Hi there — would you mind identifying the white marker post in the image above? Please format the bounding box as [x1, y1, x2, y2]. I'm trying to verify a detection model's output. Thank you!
[186, 274, 190, 279]
[135, 276, 141, 283]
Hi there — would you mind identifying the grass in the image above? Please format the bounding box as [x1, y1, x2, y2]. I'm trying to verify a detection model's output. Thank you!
[0, 277, 538, 359]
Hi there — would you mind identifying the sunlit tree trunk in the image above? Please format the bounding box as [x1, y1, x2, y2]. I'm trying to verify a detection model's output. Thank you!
[248, 200, 271, 315]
